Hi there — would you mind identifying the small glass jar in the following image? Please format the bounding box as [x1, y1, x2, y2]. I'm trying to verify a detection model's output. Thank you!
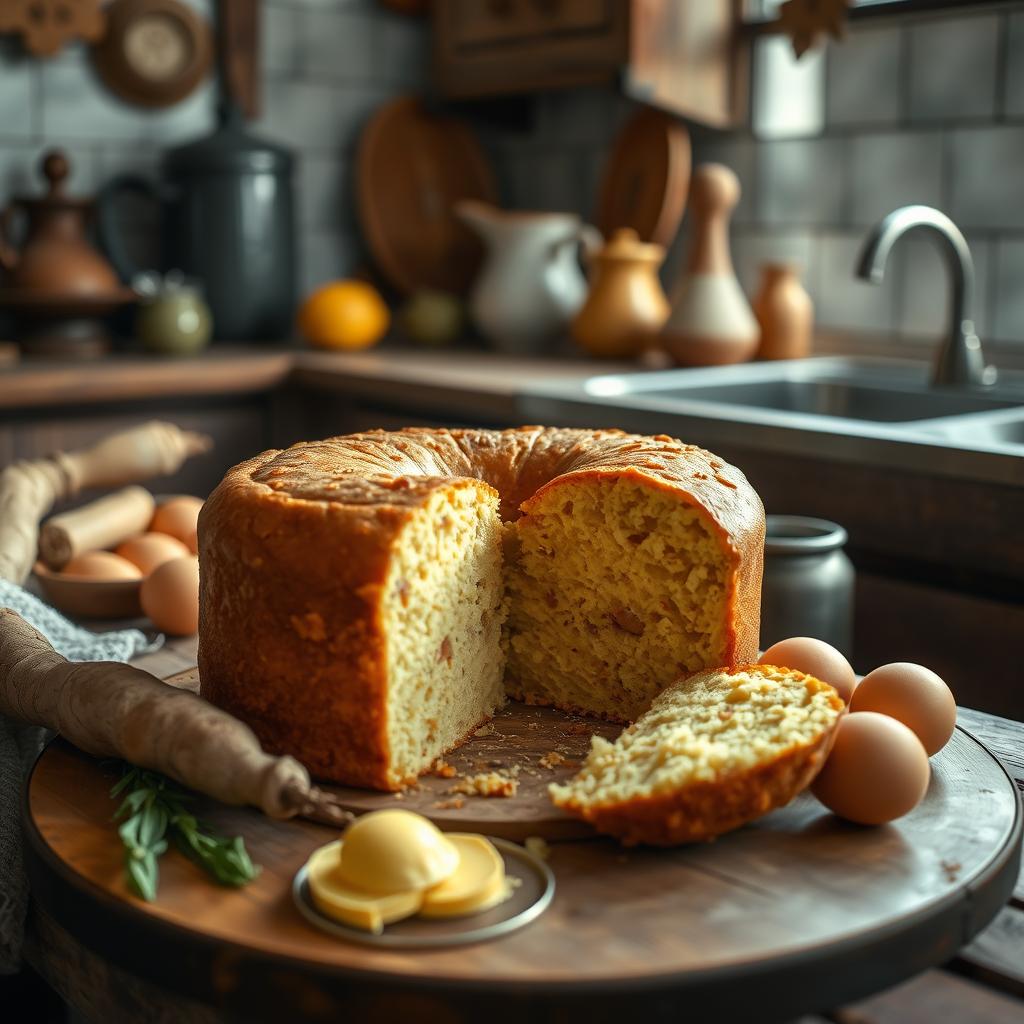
[760, 515, 855, 658]
[134, 271, 212, 356]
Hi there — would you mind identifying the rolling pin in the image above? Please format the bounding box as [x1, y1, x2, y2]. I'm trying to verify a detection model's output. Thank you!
[38, 486, 156, 571]
[0, 421, 211, 585]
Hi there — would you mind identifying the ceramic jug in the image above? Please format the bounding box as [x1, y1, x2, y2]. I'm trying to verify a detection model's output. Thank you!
[456, 200, 600, 353]
[571, 228, 670, 358]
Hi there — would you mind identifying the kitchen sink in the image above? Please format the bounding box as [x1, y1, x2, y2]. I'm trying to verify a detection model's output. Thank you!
[581, 358, 1021, 424]
[520, 356, 1024, 485]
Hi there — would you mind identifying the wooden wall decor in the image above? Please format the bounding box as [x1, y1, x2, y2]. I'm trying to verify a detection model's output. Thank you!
[0, 0, 105, 58]
[776, 0, 850, 58]
[91, 0, 214, 109]
[218, 0, 261, 119]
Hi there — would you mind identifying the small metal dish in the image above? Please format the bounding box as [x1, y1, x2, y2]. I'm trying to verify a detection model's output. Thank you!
[293, 836, 555, 949]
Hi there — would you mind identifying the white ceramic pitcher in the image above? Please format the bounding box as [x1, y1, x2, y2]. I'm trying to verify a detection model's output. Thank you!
[456, 200, 600, 353]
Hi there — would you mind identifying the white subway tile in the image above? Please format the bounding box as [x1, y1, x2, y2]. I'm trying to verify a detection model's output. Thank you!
[848, 132, 943, 228]
[826, 26, 902, 128]
[993, 239, 1024, 343]
[1006, 14, 1024, 119]
[949, 126, 1024, 231]
[0, 41, 34, 140]
[908, 15, 1000, 121]
[757, 138, 846, 226]
[815, 231, 899, 332]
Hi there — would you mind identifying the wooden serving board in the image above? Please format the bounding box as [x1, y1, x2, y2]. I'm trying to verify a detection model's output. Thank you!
[22, 726, 1022, 1023]
[165, 667, 621, 840]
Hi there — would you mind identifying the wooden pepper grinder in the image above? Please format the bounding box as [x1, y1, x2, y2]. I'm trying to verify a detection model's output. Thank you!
[661, 164, 758, 367]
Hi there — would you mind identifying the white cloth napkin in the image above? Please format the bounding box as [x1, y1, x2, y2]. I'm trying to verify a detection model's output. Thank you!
[0, 579, 160, 973]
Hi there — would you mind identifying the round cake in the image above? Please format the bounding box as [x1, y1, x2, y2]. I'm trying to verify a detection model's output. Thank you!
[198, 427, 765, 790]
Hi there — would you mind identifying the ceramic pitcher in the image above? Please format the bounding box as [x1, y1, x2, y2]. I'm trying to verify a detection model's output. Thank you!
[456, 200, 600, 353]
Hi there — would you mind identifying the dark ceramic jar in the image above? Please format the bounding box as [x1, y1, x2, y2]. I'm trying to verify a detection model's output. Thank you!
[760, 515, 855, 657]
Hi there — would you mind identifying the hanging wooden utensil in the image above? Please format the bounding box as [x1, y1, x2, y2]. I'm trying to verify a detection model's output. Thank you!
[0, 0, 105, 58]
[356, 96, 498, 296]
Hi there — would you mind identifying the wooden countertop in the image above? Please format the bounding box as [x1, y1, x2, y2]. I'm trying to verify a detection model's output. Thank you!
[0, 344, 622, 415]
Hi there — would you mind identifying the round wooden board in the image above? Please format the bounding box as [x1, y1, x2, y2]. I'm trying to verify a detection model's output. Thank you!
[163, 666, 620, 840]
[356, 95, 498, 296]
[595, 107, 691, 249]
[23, 726, 1021, 1024]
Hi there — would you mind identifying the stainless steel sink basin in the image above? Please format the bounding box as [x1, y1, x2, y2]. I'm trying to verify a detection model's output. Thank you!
[582, 358, 1021, 424]
[520, 357, 1024, 485]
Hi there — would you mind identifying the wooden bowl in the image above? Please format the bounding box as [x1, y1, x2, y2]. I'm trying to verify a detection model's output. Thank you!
[33, 561, 143, 619]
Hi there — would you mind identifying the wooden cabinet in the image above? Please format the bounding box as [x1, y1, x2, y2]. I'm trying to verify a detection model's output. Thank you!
[432, 0, 747, 127]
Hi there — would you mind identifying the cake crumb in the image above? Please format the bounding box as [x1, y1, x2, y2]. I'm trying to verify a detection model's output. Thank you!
[526, 721, 540, 731]
[392, 791, 405, 800]
[474, 723, 495, 738]
[433, 797, 465, 810]
[539, 751, 568, 770]
[449, 771, 519, 798]
[432, 760, 457, 779]
[524, 836, 550, 861]
[940, 859, 962, 882]
[564, 722, 591, 735]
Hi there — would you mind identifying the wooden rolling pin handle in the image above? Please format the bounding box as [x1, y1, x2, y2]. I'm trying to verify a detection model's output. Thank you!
[38, 485, 156, 570]
[0, 609, 351, 824]
[56, 422, 213, 494]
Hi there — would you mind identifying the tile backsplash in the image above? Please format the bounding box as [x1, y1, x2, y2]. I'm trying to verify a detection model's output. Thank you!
[0, 0, 1021, 346]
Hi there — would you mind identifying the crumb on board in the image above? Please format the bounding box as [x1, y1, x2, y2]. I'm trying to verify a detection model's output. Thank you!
[433, 797, 465, 810]
[474, 723, 496, 738]
[392, 791, 404, 800]
[539, 751, 567, 770]
[524, 836, 550, 861]
[448, 771, 519, 798]
[526, 722, 540, 731]
[432, 760, 458, 779]
[940, 859, 962, 882]
[564, 722, 592, 735]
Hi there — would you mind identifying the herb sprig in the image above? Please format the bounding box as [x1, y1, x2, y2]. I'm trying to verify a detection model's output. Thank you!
[111, 766, 260, 901]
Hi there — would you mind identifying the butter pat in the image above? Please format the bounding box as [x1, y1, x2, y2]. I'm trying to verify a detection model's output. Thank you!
[307, 841, 422, 934]
[420, 834, 509, 919]
[337, 809, 459, 893]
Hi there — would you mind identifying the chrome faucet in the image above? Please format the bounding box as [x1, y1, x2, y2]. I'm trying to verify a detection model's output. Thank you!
[856, 205, 995, 388]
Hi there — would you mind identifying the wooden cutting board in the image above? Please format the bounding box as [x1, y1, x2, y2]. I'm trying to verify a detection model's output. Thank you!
[166, 667, 619, 840]
[22, 725, 1022, 1022]
[356, 95, 498, 295]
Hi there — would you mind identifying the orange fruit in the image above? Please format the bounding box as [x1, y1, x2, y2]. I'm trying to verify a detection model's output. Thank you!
[298, 280, 390, 351]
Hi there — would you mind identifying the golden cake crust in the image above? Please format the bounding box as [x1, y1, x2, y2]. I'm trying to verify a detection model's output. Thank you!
[198, 427, 765, 789]
[550, 665, 845, 846]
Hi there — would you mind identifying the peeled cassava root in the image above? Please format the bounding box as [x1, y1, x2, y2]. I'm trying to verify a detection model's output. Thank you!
[0, 609, 352, 825]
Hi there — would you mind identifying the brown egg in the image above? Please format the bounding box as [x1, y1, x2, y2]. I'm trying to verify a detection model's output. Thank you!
[150, 496, 204, 545]
[850, 662, 956, 756]
[184, 528, 199, 555]
[811, 712, 930, 825]
[62, 550, 142, 581]
[116, 532, 191, 575]
[759, 636, 858, 704]
[140, 556, 200, 636]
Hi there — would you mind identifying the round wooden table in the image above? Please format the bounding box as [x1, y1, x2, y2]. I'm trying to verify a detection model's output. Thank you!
[23, 727, 1022, 1024]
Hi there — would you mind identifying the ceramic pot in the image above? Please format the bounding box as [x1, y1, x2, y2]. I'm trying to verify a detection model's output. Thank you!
[456, 200, 600, 354]
[753, 264, 813, 361]
[760, 515, 855, 658]
[661, 164, 758, 367]
[570, 228, 669, 359]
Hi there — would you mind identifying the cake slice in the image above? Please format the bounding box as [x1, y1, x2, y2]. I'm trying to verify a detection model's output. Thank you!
[549, 664, 844, 846]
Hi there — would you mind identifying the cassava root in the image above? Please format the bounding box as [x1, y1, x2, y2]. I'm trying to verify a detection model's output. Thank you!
[0, 609, 352, 826]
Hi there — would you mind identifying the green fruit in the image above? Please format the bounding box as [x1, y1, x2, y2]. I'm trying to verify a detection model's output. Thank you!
[399, 290, 464, 346]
